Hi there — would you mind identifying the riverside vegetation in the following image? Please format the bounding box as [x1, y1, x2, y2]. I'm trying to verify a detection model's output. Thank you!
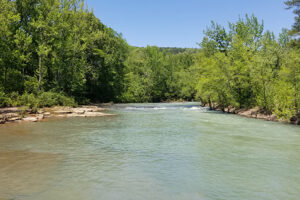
[0, 0, 299, 124]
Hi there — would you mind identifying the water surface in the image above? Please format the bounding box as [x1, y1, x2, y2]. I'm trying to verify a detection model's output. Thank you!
[0, 103, 299, 200]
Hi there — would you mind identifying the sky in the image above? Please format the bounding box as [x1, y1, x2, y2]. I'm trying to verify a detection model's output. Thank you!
[86, 0, 295, 48]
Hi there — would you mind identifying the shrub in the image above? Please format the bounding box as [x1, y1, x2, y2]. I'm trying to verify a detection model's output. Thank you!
[24, 77, 39, 95]
[37, 92, 77, 107]
[9, 92, 21, 107]
[19, 93, 38, 109]
[0, 92, 12, 108]
[0, 91, 77, 108]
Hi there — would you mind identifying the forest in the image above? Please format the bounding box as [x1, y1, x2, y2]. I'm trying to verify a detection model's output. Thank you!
[0, 0, 299, 121]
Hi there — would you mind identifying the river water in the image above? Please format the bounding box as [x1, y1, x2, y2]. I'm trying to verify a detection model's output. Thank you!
[0, 103, 299, 200]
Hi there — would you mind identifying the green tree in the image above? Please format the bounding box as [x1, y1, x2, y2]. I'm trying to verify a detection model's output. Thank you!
[285, 0, 300, 35]
[0, 0, 20, 92]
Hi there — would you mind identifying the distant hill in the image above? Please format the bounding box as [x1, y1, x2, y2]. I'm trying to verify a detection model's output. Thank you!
[131, 46, 200, 54]
[158, 47, 200, 54]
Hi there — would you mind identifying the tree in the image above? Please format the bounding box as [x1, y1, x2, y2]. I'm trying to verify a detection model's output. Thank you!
[285, 0, 300, 35]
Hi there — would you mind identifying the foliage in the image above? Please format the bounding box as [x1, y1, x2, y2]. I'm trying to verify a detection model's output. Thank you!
[285, 0, 300, 35]
[0, 92, 76, 108]
[0, 0, 299, 122]
[0, 0, 128, 103]
[37, 92, 77, 107]
[193, 14, 299, 120]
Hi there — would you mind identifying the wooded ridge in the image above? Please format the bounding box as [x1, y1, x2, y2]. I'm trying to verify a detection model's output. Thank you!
[0, 0, 299, 123]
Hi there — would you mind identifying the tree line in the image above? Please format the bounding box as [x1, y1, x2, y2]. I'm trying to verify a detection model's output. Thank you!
[0, 0, 128, 107]
[0, 0, 299, 121]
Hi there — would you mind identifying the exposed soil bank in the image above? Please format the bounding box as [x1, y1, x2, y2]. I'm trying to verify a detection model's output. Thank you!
[0, 105, 115, 125]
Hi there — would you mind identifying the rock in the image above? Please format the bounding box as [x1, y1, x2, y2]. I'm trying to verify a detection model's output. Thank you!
[0, 107, 19, 114]
[43, 112, 51, 117]
[82, 106, 98, 109]
[67, 113, 84, 117]
[81, 106, 105, 112]
[269, 114, 277, 121]
[256, 114, 265, 119]
[290, 116, 300, 125]
[36, 114, 44, 120]
[57, 111, 114, 118]
[0, 105, 112, 124]
[72, 108, 86, 114]
[38, 110, 44, 114]
[290, 116, 297, 122]
[7, 117, 21, 122]
[4, 113, 19, 118]
[84, 112, 114, 117]
[23, 117, 38, 122]
[54, 110, 72, 115]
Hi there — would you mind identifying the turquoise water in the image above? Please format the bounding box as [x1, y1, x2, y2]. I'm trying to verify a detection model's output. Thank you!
[0, 103, 299, 200]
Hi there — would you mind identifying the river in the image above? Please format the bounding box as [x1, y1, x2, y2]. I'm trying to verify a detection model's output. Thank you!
[0, 103, 299, 200]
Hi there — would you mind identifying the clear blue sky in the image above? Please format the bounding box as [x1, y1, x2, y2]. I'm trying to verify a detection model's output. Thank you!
[86, 0, 294, 48]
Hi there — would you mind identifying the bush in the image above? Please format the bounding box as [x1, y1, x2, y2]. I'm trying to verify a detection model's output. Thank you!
[37, 92, 77, 107]
[75, 97, 90, 105]
[19, 93, 38, 109]
[0, 92, 13, 108]
[9, 92, 21, 107]
[0, 91, 77, 108]
[24, 77, 39, 95]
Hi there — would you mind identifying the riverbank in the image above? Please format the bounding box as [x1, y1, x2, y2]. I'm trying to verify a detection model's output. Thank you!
[214, 106, 300, 125]
[0, 105, 115, 125]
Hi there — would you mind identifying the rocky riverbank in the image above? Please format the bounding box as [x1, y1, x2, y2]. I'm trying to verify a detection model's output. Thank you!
[216, 106, 300, 125]
[0, 106, 115, 125]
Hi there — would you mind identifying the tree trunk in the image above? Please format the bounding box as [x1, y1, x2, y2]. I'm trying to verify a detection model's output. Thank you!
[22, 66, 25, 81]
[208, 97, 212, 110]
[39, 55, 42, 88]
[4, 67, 8, 90]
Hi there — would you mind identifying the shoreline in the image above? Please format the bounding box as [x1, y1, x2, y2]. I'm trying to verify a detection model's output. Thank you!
[1, 103, 299, 126]
[0, 105, 115, 125]
[212, 106, 300, 125]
